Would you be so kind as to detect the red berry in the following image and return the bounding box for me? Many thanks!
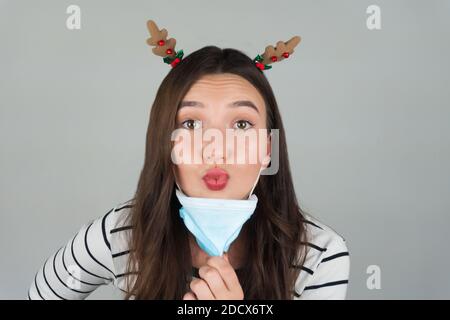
[271,56,278,62]
[255,62,265,70]
[166,48,173,55]
[158,40,165,46]
[171,58,181,67]
[282,52,290,58]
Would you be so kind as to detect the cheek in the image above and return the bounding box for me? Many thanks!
[176,164,197,178]
[230,164,261,193]
[232,130,269,166]
[171,130,203,165]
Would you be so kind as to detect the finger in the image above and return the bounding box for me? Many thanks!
[206,256,240,292]
[198,265,228,299]
[183,291,197,300]
[190,278,215,300]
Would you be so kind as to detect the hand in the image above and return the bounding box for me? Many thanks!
[183,253,244,300]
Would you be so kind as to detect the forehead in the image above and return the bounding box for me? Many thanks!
[183,73,265,109]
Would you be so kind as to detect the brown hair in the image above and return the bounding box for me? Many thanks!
[123,46,309,299]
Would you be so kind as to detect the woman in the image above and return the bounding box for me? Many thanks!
[28,43,350,300]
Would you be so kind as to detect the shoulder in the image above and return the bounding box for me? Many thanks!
[100,200,133,237]
[302,212,348,250]
[294,213,350,299]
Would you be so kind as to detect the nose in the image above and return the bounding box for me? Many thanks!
[202,144,227,165]
[201,130,232,165]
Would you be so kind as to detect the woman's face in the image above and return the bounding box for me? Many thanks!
[172,73,271,199]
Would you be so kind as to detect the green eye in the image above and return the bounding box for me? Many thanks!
[234,120,254,130]
[181,119,202,130]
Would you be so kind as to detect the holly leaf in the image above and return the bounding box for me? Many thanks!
[176,49,184,59]
[253,54,263,62]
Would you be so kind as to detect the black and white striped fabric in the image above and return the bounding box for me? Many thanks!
[28,202,350,300]
[294,214,350,299]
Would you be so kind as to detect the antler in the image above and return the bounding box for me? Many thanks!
[146,20,184,67]
[254,36,301,70]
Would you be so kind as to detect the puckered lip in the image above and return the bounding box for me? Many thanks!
[202,166,229,191]
[202,167,229,180]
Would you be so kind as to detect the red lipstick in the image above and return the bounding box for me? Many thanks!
[202,168,229,191]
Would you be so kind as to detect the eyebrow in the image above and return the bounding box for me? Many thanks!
[179,100,260,114]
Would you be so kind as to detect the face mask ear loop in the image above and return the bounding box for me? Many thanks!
[247,131,273,199]
[175,181,183,193]
[247,168,262,200]
[172,165,184,194]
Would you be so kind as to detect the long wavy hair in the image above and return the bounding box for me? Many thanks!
[123,46,310,299]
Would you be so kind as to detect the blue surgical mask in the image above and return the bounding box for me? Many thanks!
[174,163,267,257]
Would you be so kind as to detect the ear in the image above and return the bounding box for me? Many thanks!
[262,131,272,168]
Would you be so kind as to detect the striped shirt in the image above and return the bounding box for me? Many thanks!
[28,201,350,300]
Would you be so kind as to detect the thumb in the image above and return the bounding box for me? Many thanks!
[223,252,230,263]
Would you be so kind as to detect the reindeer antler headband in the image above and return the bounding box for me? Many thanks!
[146,20,301,70]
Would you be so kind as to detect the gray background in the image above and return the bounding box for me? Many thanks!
[1,0,449,299]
